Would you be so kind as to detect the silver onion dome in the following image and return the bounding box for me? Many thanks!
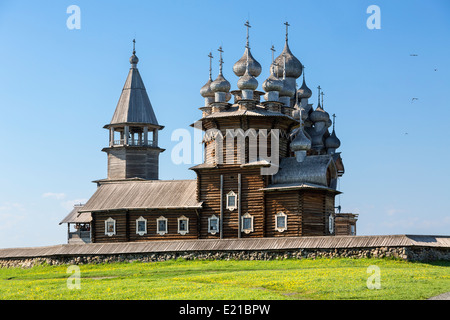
[297,76,312,99]
[211,73,231,93]
[130,53,139,66]
[262,64,283,92]
[310,104,330,123]
[233,48,262,78]
[325,129,341,149]
[274,42,302,79]
[200,79,214,98]
[291,127,311,152]
[237,68,258,91]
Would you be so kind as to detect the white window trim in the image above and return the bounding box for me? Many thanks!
[177,215,189,235]
[226,191,237,211]
[157,216,168,235]
[329,214,334,234]
[105,217,116,237]
[208,214,219,235]
[136,216,147,236]
[275,212,287,233]
[241,212,254,234]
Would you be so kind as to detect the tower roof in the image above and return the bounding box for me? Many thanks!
[107,41,159,128]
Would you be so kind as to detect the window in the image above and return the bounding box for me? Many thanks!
[105,217,116,237]
[226,191,237,211]
[329,214,334,234]
[177,216,189,235]
[157,216,168,235]
[275,212,287,232]
[350,224,356,236]
[136,216,147,236]
[208,215,219,235]
[241,212,253,234]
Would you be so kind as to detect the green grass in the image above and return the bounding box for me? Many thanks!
[0,258,449,300]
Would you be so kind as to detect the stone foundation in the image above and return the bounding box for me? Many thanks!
[1,246,449,268]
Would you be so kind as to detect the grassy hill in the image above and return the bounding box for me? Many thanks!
[0,258,449,300]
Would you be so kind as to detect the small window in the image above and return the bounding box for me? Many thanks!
[178,216,189,235]
[275,212,287,232]
[241,212,253,234]
[208,215,219,235]
[350,224,356,236]
[136,216,147,236]
[157,216,168,235]
[226,191,237,211]
[329,214,334,234]
[105,217,116,237]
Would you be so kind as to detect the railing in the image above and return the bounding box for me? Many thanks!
[68,231,91,240]
[112,139,155,147]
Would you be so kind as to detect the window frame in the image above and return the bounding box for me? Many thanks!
[136,216,147,236]
[208,214,219,235]
[329,214,335,234]
[350,224,356,236]
[177,215,189,235]
[275,212,287,233]
[241,212,254,234]
[226,191,237,211]
[156,216,168,235]
[105,217,116,237]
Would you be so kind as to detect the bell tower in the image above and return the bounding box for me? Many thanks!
[102,40,164,180]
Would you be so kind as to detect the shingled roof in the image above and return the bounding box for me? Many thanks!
[107,54,159,127]
[79,180,202,212]
[59,204,91,225]
[271,155,337,188]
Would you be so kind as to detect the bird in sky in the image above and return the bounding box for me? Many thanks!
[410,54,418,56]
[411,98,418,103]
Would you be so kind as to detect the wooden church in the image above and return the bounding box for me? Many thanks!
[60,23,358,244]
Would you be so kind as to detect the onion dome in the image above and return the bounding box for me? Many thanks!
[237,68,258,91]
[237,49,258,91]
[210,47,230,93]
[233,20,262,78]
[310,104,330,123]
[130,53,139,66]
[211,73,231,93]
[297,72,312,99]
[233,48,262,77]
[325,129,341,149]
[262,64,283,92]
[200,79,214,98]
[273,44,302,79]
[291,128,311,152]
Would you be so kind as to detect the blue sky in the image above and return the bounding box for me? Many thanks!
[0,0,449,248]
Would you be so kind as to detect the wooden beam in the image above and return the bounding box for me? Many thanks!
[220,174,223,239]
[238,173,241,238]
